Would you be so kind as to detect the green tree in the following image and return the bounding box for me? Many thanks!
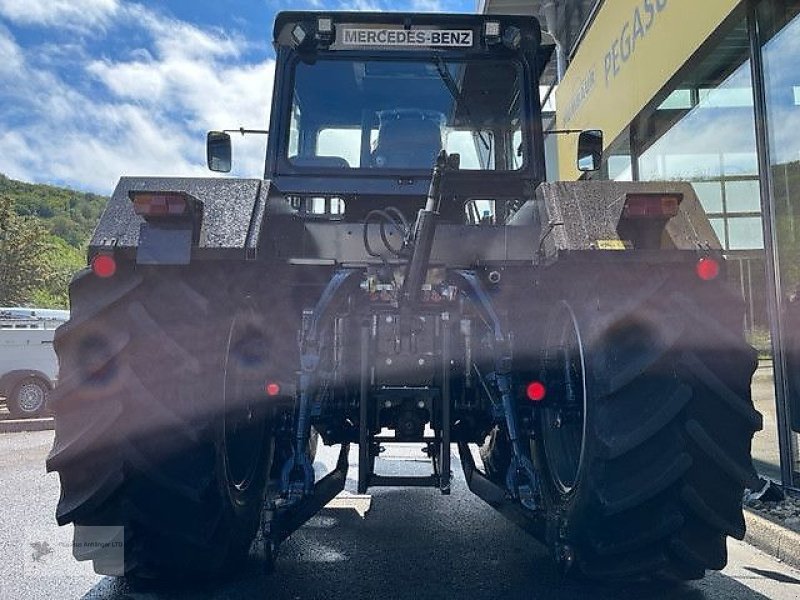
[30,237,84,308]
[49,214,84,247]
[0,173,107,246]
[0,195,52,305]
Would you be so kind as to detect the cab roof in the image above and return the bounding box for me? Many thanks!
[272,11,542,46]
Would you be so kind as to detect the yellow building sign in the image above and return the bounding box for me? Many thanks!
[555,0,742,179]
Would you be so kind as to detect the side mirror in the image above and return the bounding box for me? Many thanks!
[577,129,603,172]
[207,131,232,173]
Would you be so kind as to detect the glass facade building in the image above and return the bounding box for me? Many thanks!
[484,0,800,489]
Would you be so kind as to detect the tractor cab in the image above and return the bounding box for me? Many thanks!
[212,12,550,223]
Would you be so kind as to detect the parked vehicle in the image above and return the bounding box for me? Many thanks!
[1,308,68,418]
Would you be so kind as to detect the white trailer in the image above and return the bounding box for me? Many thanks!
[0,308,68,418]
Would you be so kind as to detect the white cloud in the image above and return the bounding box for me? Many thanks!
[0,0,470,193]
[86,8,274,181]
[0,6,274,192]
[0,0,120,31]
[0,25,22,75]
[128,5,243,60]
[53,113,209,191]
[0,130,38,183]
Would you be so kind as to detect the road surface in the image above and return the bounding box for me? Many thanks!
[1,431,799,599]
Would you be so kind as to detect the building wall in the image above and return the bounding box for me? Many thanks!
[555,0,741,180]
[546,0,800,485]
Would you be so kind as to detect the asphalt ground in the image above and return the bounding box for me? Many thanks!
[0,405,54,434]
[2,432,800,599]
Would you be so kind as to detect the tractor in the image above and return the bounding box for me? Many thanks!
[47,11,761,581]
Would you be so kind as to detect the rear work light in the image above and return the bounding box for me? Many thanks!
[130,191,191,218]
[91,253,116,278]
[622,193,682,219]
[317,17,333,38]
[484,21,501,39]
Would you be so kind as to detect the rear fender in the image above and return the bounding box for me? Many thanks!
[529,181,720,263]
[90,177,273,262]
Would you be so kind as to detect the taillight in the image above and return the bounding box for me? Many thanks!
[91,253,116,278]
[622,193,682,219]
[265,382,281,397]
[130,192,190,217]
[696,257,720,281]
[526,381,547,402]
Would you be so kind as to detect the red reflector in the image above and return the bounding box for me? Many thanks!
[130,192,189,217]
[91,254,116,278]
[696,257,720,281]
[526,381,546,402]
[266,382,281,397]
[622,193,682,219]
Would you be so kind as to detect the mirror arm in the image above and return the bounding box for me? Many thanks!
[543,128,584,137]
[222,128,270,136]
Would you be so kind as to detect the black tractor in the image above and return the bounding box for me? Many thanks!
[48,11,761,582]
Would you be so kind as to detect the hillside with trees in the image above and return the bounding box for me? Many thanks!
[0,174,107,308]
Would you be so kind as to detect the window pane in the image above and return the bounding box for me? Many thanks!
[445,130,495,170]
[317,129,362,168]
[636,17,758,191]
[290,59,523,171]
[608,155,633,181]
[693,181,724,213]
[632,13,780,479]
[697,87,754,108]
[725,179,762,213]
[727,216,765,250]
[710,218,727,246]
[658,89,693,110]
[289,102,300,157]
[759,0,800,481]
[723,152,759,176]
[600,130,633,182]
[663,153,722,180]
[512,129,523,171]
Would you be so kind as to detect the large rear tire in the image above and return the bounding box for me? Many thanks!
[47,265,275,579]
[534,271,762,580]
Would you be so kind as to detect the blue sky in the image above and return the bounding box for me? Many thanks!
[0,0,475,193]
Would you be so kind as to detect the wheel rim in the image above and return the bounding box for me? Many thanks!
[17,381,46,413]
[541,303,587,495]
[223,317,268,493]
